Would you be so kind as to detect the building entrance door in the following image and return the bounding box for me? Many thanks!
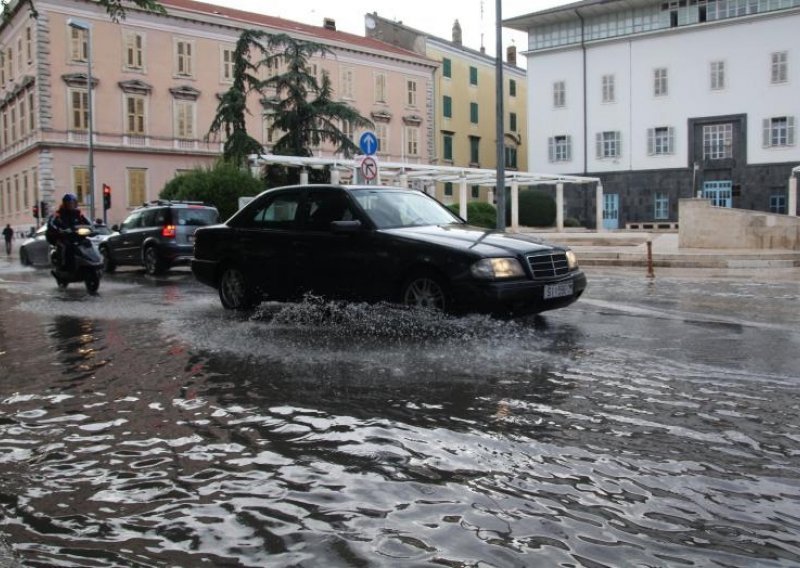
[603,193,619,230]
[703,181,733,208]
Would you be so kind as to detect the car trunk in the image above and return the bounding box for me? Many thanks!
[171,208,219,245]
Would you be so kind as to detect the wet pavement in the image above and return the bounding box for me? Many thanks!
[0,260,799,567]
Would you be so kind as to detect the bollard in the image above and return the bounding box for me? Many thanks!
[646,240,655,279]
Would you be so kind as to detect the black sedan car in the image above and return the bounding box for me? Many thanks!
[192,185,587,316]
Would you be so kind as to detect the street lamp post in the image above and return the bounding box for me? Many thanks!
[67,18,96,222]
[495,0,506,231]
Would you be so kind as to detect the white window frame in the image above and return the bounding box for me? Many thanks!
[763,116,796,148]
[374,72,387,104]
[174,38,194,78]
[771,51,788,84]
[710,60,725,90]
[647,126,675,156]
[123,30,145,72]
[553,80,566,108]
[220,45,234,84]
[69,26,88,64]
[654,67,668,97]
[548,135,572,162]
[596,130,621,159]
[340,67,355,100]
[703,123,733,160]
[601,74,615,103]
[406,78,418,108]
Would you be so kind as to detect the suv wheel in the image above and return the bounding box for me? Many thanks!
[100,246,116,273]
[143,246,167,276]
[219,266,255,310]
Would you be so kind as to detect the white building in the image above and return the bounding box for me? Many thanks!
[506,0,800,229]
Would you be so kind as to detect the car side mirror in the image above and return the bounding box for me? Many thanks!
[111,224,120,232]
[330,220,362,234]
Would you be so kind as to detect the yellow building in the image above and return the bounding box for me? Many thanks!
[366,14,527,205]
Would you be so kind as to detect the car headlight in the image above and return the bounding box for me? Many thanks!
[566,250,578,270]
[471,258,526,280]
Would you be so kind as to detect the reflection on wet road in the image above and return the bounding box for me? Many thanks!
[1,264,799,567]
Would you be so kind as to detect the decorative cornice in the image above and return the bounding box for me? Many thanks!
[402,113,423,126]
[169,85,201,100]
[1,75,35,105]
[371,110,393,122]
[61,73,99,89]
[118,79,153,95]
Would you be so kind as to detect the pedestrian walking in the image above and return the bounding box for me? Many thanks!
[2,224,13,256]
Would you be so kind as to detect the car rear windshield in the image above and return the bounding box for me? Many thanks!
[352,190,462,229]
[174,208,219,227]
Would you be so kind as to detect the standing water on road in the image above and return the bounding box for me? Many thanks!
[1,264,799,567]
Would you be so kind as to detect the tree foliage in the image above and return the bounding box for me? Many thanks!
[448,202,497,230]
[160,162,264,222]
[2,0,165,22]
[514,190,557,227]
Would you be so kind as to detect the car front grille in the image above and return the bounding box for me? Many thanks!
[527,252,570,279]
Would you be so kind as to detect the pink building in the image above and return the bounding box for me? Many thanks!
[0,0,435,231]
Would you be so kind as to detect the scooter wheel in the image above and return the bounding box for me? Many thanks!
[85,273,100,294]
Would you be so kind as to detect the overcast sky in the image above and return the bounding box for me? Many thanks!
[208,0,572,62]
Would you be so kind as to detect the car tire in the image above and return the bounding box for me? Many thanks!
[218,265,256,310]
[143,246,167,276]
[100,246,116,274]
[400,270,450,312]
[19,249,30,266]
[84,271,100,294]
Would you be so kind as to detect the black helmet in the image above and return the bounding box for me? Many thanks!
[62,193,78,204]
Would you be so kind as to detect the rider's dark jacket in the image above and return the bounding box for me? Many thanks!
[47,206,90,245]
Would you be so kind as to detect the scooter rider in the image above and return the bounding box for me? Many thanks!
[47,193,90,270]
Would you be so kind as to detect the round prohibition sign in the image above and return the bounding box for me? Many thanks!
[361,157,378,181]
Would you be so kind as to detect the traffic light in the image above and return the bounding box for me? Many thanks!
[32,204,39,219]
[40,201,48,218]
[103,184,112,210]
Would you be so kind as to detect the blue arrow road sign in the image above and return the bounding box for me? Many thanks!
[359,131,378,156]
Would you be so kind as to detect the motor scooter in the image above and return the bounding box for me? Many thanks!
[50,225,103,293]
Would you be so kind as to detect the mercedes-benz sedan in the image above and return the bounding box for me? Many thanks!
[192,185,587,316]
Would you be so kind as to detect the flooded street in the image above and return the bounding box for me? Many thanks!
[1,262,799,567]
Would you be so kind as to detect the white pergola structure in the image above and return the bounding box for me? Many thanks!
[791,165,799,217]
[249,154,603,232]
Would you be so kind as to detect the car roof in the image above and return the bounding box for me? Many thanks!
[265,184,420,193]
[131,201,217,211]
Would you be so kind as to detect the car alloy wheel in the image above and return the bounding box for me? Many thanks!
[402,275,447,311]
[143,247,164,276]
[219,267,253,310]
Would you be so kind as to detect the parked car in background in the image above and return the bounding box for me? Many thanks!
[192,185,587,315]
[20,224,112,267]
[101,201,219,275]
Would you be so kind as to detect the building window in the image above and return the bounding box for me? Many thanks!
[126,95,146,135]
[442,133,453,161]
[548,135,572,162]
[509,112,517,132]
[553,81,565,107]
[703,123,733,160]
[596,131,621,159]
[770,194,787,214]
[174,101,195,139]
[25,26,32,65]
[469,135,480,165]
[647,126,675,155]
[0,51,5,84]
[22,171,28,209]
[654,193,669,220]
[509,79,517,97]
[442,58,452,79]
[127,168,147,207]
[469,66,478,86]
[69,88,89,131]
[175,40,193,77]
[405,126,419,156]
[18,96,26,138]
[6,47,12,81]
[341,120,354,142]
[221,47,234,82]
[710,60,725,90]
[374,72,387,103]
[69,27,87,63]
[654,67,668,96]
[601,74,615,103]
[471,185,480,199]
[124,31,144,71]
[340,67,354,99]
[376,123,388,154]
[72,166,90,205]
[443,95,452,118]
[505,146,518,169]
[263,115,276,144]
[444,182,453,196]
[16,37,22,72]
[771,51,788,84]
[763,116,795,148]
[28,91,34,132]
[406,79,417,107]
[1,110,7,146]
[470,102,479,124]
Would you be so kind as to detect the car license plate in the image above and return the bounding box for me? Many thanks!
[544,281,573,300]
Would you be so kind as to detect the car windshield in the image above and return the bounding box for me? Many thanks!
[93,226,112,235]
[175,208,219,226]
[352,190,462,229]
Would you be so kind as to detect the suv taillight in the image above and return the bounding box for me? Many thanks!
[162,225,177,238]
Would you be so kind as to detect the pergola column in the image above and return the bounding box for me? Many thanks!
[595,182,604,232]
[330,167,340,185]
[789,175,798,217]
[510,180,520,232]
[487,187,494,205]
[459,176,468,220]
[556,182,565,232]
[300,169,309,185]
[398,172,408,188]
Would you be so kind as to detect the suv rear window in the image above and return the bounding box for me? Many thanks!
[175,208,218,227]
